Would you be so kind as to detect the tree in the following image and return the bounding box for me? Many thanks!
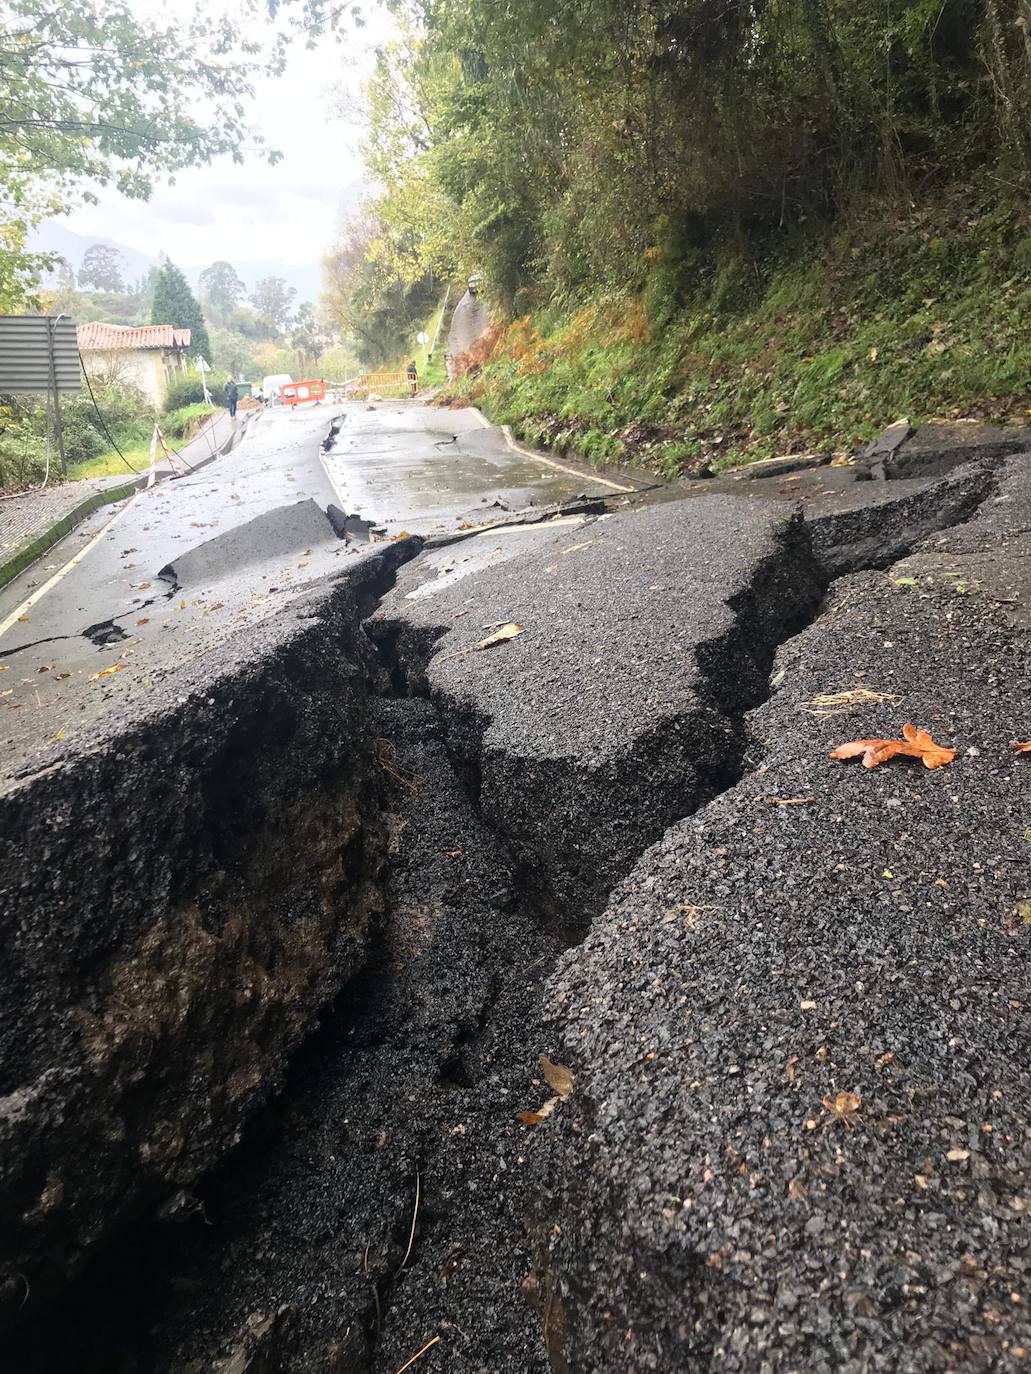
[43,256,75,291]
[198,261,247,324]
[78,244,125,293]
[291,301,326,363]
[250,277,297,333]
[0,0,274,310]
[151,260,210,362]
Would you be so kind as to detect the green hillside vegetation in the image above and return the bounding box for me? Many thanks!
[323,0,1031,472]
[454,193,1031,472]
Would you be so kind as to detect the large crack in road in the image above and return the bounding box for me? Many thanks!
[3,425,1029,1372]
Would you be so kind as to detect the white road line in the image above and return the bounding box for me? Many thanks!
[0,487,150,644]
[466,407,634,493]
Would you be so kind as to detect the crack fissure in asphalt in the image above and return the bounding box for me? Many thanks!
[7,467,1004,1372]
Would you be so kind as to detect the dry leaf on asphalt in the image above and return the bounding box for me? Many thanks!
[823,1090,863,1126]
[540,1055,576,1099]
[473,622,523,649]
[439,622,525,663]
[89,662,127,681]
[830,723,956,770]
[517,1096,560,1129]
[1011,741,1031,755]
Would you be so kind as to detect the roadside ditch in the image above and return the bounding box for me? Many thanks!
[2,451,1008,1372]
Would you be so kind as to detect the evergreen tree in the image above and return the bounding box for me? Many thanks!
[151,259,210,362]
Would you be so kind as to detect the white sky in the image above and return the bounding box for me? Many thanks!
[62,1,394,271]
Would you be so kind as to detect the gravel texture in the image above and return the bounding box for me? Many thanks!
[535,453,1031,1373]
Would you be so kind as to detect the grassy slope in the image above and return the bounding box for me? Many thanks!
[451,192,1031,475]
[379,289,457,392]
[67,404,219,480]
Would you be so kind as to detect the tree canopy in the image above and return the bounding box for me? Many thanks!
[324,0,1031,347]
[250,276,297,332]
[78,244,125,293]
[0,0,274,309]
[199,262,247,324]
[151,260,210,362]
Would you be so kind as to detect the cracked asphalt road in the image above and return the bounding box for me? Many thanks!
[0,400,609,777]
[4,414,1030,1373]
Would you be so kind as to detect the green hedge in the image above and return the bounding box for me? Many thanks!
[163,374,231,412]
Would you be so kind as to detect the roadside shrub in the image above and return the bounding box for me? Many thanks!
[163,374,231,412]
[0,397,48,490]
[162,377,206,409]
[0,379,154,489]
[162,403,215,440]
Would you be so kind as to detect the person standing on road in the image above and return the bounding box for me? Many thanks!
[406,360,418,395]
[225,374,239,420]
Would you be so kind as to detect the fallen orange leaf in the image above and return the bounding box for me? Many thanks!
[830,722,956,770]
[1011,741,1031,755]
[540,1055,576,1100]
[517,1096,559,1129]
[89,662,127,682]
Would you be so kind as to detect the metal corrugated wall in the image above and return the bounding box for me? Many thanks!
[0,316,82,395]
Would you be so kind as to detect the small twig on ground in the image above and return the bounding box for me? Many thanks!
[375,738,422,794]
[391,1334,441,1374]
[398,1171,421,1272]
[799,687,903,717]
[765,796,816,805]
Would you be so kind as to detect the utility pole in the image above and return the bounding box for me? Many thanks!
[46,316,67,475]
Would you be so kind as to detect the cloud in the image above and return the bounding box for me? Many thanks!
[57,3,393,274]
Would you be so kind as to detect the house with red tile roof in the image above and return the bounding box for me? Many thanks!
[77,323,192,408]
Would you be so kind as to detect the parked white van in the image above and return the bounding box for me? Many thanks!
[260,373,293,406]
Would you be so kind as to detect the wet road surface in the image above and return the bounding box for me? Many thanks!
[321,399,632,535]
[0,400,620,772]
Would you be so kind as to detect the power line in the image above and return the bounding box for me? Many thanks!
[78,351,142,475]
[78,352,198,478]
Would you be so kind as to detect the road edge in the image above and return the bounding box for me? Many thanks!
[0,476,147,593]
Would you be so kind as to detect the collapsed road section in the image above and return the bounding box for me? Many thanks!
[3,425,1030,1372]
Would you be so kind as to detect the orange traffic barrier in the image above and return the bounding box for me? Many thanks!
[281,379,327,407]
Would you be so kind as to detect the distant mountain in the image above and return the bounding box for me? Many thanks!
[28,222,324,305]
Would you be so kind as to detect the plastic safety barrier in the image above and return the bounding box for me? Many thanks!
[280,379,327,407]
[348,371,419,400]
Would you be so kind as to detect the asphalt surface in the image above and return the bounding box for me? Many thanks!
[375,497,824,928]
[6,416,1031,1372]
[321,400,628,537]
[0,400,606,777]
[535,453,1031,1372]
